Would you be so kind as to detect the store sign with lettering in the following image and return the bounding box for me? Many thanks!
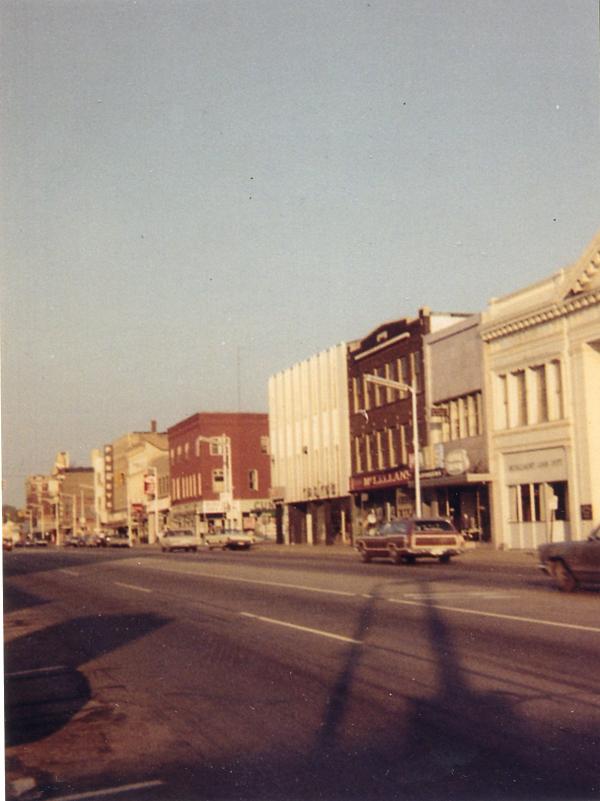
[505,447,566,483]
[351,468,411,491]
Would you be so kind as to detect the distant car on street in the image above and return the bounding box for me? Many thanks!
[160,529,201,553]
[90,531,109,547]
[107,531,131,548]
[206,529,254,550]
[355,517,464,564]
[538,524,600,592]
[3,535,13,552]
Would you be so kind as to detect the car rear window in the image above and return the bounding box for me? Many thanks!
[415,520,454,531]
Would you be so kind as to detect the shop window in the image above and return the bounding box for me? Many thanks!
[510,482,568,522]
[548,481,569,521]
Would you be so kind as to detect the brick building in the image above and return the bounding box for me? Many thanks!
[167,412,272,534]
[348,307,469,535]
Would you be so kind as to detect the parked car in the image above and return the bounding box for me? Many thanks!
[160,529,201,553]
[65,534,83,547]
[90,531,109,547]
[107,531,131,548]
[206,529,254,550]
[355,517,464,564]
[538,525,600,592]
[3,536,14,552]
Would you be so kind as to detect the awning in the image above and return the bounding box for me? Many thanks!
[416,472,492,488]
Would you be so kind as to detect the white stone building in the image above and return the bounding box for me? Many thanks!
[268,343,352,544]
[482,230,600,549]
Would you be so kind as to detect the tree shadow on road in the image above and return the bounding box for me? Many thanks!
[5,612,170,748]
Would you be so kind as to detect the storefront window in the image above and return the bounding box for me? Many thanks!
[548,481,569,521]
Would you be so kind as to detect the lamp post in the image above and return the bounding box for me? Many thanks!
[364,374,422,517]
[145,467,160,543]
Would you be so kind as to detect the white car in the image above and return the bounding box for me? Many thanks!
[205,529,254,551]
[160,529,201,553]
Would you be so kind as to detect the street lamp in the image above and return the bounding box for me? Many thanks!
[145,467,160,543]
[364,374,422,517]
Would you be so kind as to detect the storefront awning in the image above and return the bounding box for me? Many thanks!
[416,472,492,488]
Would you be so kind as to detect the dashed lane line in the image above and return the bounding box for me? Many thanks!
[6,665,68,678]
[241,612,362,644]
[113,562,596,635]
[113,581,152,594]
[45,779,165,801]
[387,597,600,633]
[60,569,80,576]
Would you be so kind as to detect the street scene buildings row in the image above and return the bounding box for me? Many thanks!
[22,230,600,549]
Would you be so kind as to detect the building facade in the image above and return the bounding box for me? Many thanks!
[421,314,491,540]
[268,343,352,545]
[168,412,272,534]
[102,423,169,540]
[482,230,600,549]
[348,308,469,535]
[25,452,95,543]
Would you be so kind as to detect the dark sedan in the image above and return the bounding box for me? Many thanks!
[538,524,600,592]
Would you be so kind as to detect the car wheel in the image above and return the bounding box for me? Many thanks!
[552,559,577,592]
[404,554,417,565]
[192,547,198,553]
[439,554,451,564]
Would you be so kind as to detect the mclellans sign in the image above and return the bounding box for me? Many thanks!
[350,468,412,491]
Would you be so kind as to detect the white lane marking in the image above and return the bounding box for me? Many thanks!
[241,612,362,644]
[60,569,80,576]
[48,779,165,801]
[388,598,600,633]
[6,665,68,678]
[403,591,519,600]
[142,563,356,597]
[113,581,152,594]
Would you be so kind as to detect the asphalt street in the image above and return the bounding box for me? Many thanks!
[4,545,600,801]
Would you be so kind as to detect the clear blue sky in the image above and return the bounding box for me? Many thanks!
[2,0,599,507]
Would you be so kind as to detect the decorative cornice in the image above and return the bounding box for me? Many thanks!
[482,287,600,342]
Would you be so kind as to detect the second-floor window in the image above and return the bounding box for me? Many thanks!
[212,469,224,493]
[248,469,259,491]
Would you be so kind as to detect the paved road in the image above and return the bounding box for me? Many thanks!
[4,546,600,801]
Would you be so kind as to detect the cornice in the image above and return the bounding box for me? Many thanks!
[481,286,600,343]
